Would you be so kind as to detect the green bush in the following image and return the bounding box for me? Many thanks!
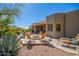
[0,34,20,56]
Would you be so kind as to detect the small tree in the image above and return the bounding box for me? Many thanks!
[0,4,22,56]
[0,4,22,37]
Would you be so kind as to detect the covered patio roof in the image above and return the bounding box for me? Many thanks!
[32,20,46,27]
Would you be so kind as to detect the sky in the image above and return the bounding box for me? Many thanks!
[1,3,79,29]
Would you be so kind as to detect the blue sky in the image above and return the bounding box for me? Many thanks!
[1,3,79,29]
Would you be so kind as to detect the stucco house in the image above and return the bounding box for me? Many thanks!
[32,10,79,38]
[32,20,46,33]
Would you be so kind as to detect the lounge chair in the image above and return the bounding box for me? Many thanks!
[62,34,79,47]
[19,32,33,46]
[39,31,46,41]
[25,32,33,39]
[38,32,53,46]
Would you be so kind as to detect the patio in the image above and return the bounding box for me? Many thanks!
[18,45,75,56]
[18,35,78,56]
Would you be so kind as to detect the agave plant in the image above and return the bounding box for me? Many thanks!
[0,34,20,56]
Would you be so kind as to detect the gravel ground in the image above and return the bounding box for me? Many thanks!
[18,45,76,56]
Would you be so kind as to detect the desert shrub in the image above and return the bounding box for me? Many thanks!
[0,34,20,56]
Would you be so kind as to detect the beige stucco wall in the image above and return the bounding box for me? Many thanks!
[54,13,65,38]
[46,13,65,38]
[46,14,55,37]
[65,10,79,38]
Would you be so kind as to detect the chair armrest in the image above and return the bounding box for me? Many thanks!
[60,38,71,44]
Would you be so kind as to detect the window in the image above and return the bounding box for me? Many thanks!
[47,24,53,31]
[47,24,50,31]
[51,24,52,31]
[56,24,61,32]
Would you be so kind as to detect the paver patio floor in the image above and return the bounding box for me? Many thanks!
[18,45,76,56]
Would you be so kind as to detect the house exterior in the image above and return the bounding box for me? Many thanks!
[32,20,46,33]
[65,10,79,38]
[46,13,65,38]
[32,10,79,38]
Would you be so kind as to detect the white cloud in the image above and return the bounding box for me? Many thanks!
[17,25,29,29]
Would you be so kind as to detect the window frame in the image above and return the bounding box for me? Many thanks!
[47,24,53,32]
[56,23,61,32]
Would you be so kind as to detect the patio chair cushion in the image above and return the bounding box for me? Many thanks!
[70,38,79,45]
[21,38,31,44]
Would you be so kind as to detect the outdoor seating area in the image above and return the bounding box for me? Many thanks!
[18,31,52,48]
[18,36,78,56]
[61,34,79,48]
[17,31,79,56]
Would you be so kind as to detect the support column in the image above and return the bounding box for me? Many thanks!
[33,26,37,33]
[43,25,46,32]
